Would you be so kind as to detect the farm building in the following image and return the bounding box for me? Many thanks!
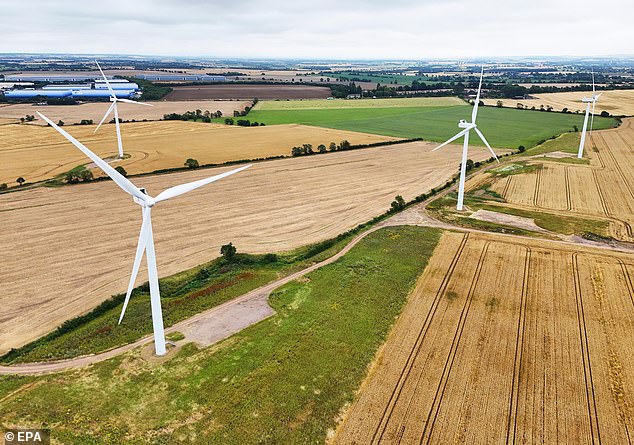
[4,74,105,82]
[71,89,137,99]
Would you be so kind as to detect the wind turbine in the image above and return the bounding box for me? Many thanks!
[37,111,251,356]
[94,60,152,159]
[577,70,601,159]
[432,67,500,211]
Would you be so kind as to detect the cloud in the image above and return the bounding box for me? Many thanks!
[1,0,632,58]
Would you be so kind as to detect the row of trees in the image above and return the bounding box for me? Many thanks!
[163,109,223,122]
[291,140,351,156]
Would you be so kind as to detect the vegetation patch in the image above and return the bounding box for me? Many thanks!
[489,162,542,177]
[0,226,441,445]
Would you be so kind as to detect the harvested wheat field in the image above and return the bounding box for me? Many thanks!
[0,100,250,125]
[334,231,634,445]
[484,89,634,116]
[481,119,634,240]
[0,141,499,353]
[0,121,396,185]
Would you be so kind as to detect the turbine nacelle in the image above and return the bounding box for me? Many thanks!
[458,120,475,129]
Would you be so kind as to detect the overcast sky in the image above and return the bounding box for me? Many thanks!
[2,0,633,59]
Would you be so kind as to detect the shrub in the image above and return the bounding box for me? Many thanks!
[16,177,25,186]
[390,195,406,212]
[115,166,128,177]
[220,242,237,261]
[0,183,7,190]
[184,158,200,169]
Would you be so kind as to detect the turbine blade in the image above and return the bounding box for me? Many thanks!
[117,98,153,107]
[119,209,151,324]
[95,60,116,99]
[432,129,470,152]
[474,127,500,163]
[590,100,596,133]
[37,112,145,200]
[154,164,251,203]
[471,67,484,123]
[94,101,116,133]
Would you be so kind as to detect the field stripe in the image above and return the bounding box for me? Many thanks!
[417,242,490,444]
[572,253,602,444]
[368,233,470,444]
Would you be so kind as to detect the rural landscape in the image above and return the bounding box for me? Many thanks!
[1,1,634,444]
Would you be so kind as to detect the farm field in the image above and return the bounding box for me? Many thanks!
[481,119,634,240]
[334,231,634,445]
[0,100,250,125]
[0,121,396,185]
[484,89,634,116]
[164,84,332,100]
[0,226,442,444]
[0,141,499,353]
[248,99,617,148]
[255,97,465,110]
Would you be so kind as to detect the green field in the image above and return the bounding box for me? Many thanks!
[247,99,618,149]
[256,97,465,110]
[0,226,441,445]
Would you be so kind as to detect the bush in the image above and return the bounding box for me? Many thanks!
[517,145,526,153]
[16,177,25,186]
[115,166,128,177]
[225,118,234,125]
[390,195,406,212]
[318,144,327,153]
[220,242,237,261]
[600,111,610,117]
[184,158,200,169]
[0,183,7,190]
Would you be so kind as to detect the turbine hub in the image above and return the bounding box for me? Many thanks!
[133,188,156,207]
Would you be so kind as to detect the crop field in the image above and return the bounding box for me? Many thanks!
[484,119,634,240]
[0,100,250,125]
[0,121,395,185]
[334,231,634,444]
[0,141,499,353]
[484,89,634,116]
[247,99,617,148]
[164,84,332,100]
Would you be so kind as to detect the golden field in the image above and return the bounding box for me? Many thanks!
[335,231,634,444]
[0,100,250,125]
[0,141,497,353]
[484,89,634,116]
[0,121,396,185]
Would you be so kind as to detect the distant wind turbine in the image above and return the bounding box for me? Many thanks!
[94,60,152,159]
[577,70,601,159]
[432,67,500,211]
[38,111,251,356]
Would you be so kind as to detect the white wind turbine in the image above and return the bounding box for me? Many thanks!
[38,111,251,356]
[432,67,500,211]
[94,60,152,159]
[577,70,601,159]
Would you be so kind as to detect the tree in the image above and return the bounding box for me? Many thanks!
[79,169,94,182]
[16,177,25,186]
[517,145,526,153]
[390,195,406,212]
[220,242,237,261]
[496,100,503,108]
[339,140,351,150]
[0,183,7,190]
[57,120,65,126]
[318,144,327,153]
[460,159,475,172]
[573,125,579,132]
[115,166,128,177]
[185,158,200,169]
[600,111,610,117]
[225,118,234,125]
[302,143,313,154]
[328,142,337,152]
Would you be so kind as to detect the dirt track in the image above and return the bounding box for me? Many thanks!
[0,141,495,354]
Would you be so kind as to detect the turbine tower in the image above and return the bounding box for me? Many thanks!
[432,67,500,211]
[38,111,251,356]
[577,70,601,159]
[94,60,152,159]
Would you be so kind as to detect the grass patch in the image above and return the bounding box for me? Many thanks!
[489,161,542,177]
[166,331,185,342]
[0,230,361,364]
[0,226,441,445]
[245,102,617,149]
[526,131,581,156]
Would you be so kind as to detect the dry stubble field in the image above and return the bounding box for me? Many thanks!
[0,100,250,125]
[0,141,497,353]
[164,84,332,100]
[334,231,634,444]
[0,121,396,185]
[482,119,634,240]
[484,89,634,116]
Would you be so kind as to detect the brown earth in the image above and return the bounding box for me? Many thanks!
[333,231,634,444]
[0,141,497,354]
[164,84,332,100]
